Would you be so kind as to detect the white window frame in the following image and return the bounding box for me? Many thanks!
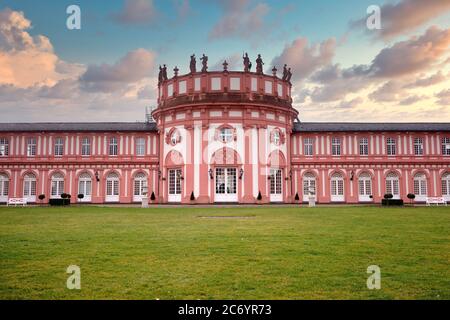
[359,138,369,156]
[413,173,427,201]
[50,173,64,199]
[358,173,372,202]
[386,137,396,156]
[330,173,344,202]
[135,137,145,156]
[27,138,37,157]
[54,137,64,157]
[109,137,118,156]
[331,137,341,156]
[385,173,400,199]
[133,172,147,202]
[304,138,314,156]
[0,138,9,156]
[442,137,450,156]
[81,137,91,156]
[106,173,120,202]
[0,174,9,202]
[78,173,92,202]
[414,137,424,155]
[219,128,233,143]
[442,173,450,201]
[303,173,316,201]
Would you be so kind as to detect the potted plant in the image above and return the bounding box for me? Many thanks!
[150,191,156,204]
[38,194,45,206]
[294,192,300,203]
[407,193,415,206]
[256,191,262,204]
[190,191,196,204]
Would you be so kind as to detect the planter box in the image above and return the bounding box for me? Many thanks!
[382,199,404,206]
[49,199,70,206]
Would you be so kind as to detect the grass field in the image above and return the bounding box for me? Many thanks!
[0,205,449,300]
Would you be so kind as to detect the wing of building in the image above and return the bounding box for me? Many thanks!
[1,68,449,204]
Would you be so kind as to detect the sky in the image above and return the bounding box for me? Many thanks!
[0,0,449,122]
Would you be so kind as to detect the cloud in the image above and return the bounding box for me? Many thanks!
[80,48,156,92]
[339,97,364,109]
[435,89,450,105]
[404,71,446,88]
[112,0,159,25]
[211,53,242,71]
[0,8,84,88]
[369,26,450,77]
[352,0,450,40]
[271,37,336,82]
[399,95,427,106]
[209,0,270,41]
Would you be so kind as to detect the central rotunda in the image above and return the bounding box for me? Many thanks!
[152,54,298,203]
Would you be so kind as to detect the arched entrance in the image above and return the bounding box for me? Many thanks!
[210,147,241,203]
[165,150,184,203]
[268,150,286,202]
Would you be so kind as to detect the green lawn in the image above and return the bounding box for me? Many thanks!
[0,205,449,300]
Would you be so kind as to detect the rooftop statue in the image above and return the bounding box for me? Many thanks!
[243,52,252,72]
[162,64,168,81]
[190,54,196,73]
[158,65,163,85]
[256,54,264,74]
[282,64,288,81]
[200,54,208,73]
[286,68,292,82]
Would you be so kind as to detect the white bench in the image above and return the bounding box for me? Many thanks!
[426,197,447,206]
[7,198,27,206]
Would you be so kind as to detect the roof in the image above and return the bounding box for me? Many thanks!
[0,122,157,132]
[293,122,450,132]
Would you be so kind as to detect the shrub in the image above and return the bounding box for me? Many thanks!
[150,191,156,201]
[294,193,299,201]
[38,194,45,201]
[407,193,415,205]
[77,194,84,200]
[384,193,393,199]
[67,194,71,199]
[61,193,68,199]
[190,191,195,201]
[256,191,262,201]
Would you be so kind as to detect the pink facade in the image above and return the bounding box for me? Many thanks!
[0,69,449,205]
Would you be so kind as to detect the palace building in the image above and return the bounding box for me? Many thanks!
[1,62,450,205]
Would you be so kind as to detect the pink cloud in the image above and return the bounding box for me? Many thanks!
[112,0,159,25]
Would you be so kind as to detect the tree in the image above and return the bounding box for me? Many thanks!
[256,191,262,201]
[190,191,195,201]
[294,193,299,201]
[38,194,45,206]
[150,191,156,201]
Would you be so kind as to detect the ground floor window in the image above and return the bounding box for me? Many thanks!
[385,173,400,199]
[168,169,182,202]
[78,173,92,202]
[413,173,427,200]
[106,173,119,202]
[133,172,147,201]
[24,173,37,201]
[358,173,372,201]
[214,167,237,202]
[0,174,9,201]
[442,173,450,198]
[303,173,316,200]
[51,173,64,198]
[331,173,344,202]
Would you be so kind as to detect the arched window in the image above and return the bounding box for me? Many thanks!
[413,173,427,200]
[442,173,450,199]
[51,173,64,198]
[303,173,316,200]
[358,173,372,201]
[133,172,147,201]
[0,173,9,202]
[106,172,119,202]
[78,173,92,202]
[23,173,37,202]
[386,172,400,199]
[330,172,344,202]
[219,127,234,143]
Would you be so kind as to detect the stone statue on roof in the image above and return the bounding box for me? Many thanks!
[190,54,196,73]
[243,52,252,72]
[256,54,264,74]
[200,54,208,73]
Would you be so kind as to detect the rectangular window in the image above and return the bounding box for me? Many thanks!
[442,137,450,155]
[27,138,37,156]
[277,83,283,97]
[359,138,369,156]
[304,138,314,156]
[194,77,201,91]
[230,77,240,91]
[0,138,9,156]
[54,137,64,156]
[178,80,187,94]
[251,78,257,92]
[211,78,221,90]
[109,137,118,156]
[81,137,91,156]
[386,137,396,156]
[136,137,145,156]
[264,81,273,94]
[414,137,424,155]
[332,137,341,156]
[167,84,174,96]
